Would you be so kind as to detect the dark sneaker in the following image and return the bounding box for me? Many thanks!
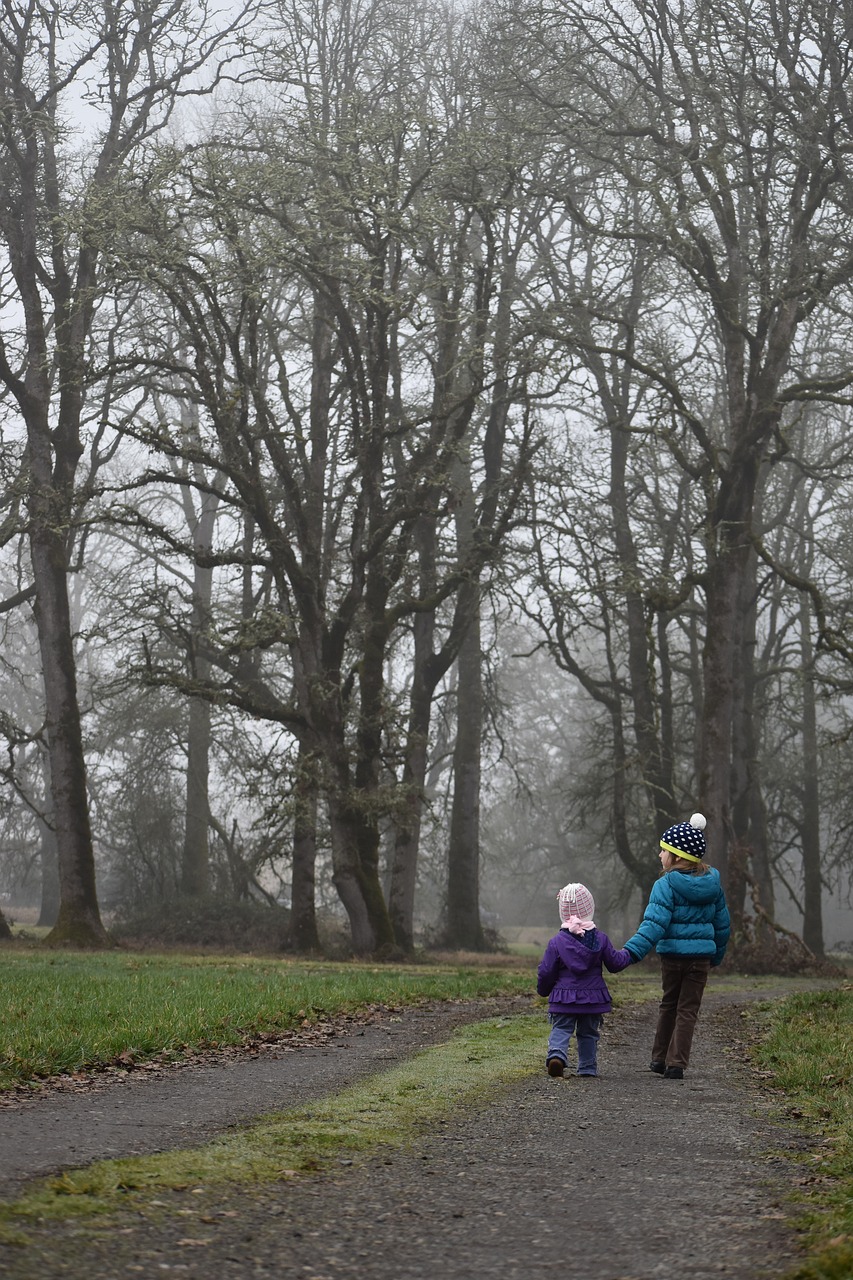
[649,1060,665,1074]
[663,1066,684,1079]
[547,1057,565,1077]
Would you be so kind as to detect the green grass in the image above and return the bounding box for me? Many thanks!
[9,923,50,940]
[755,986,853,1280]
[506,942,544,958]
[0,949,534,1089]
[0,1013,544,1234]
[0,948,794,1091]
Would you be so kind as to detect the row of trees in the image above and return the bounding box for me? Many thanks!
[2,0,853,957]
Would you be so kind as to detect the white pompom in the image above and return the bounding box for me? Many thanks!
[689,812,706,830]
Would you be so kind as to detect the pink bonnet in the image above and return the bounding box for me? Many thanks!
[557,882,595,926]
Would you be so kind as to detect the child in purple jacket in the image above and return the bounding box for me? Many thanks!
[536,882,633,1077]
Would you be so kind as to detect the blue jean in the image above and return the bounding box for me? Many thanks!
[547,1012,602,1076]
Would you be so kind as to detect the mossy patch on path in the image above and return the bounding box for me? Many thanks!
[0,1013,543,1241]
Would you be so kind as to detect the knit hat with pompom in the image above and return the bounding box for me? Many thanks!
[660,813,707,863]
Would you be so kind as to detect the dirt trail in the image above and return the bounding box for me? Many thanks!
[0,990,808,1279]
[0,996,531,1203]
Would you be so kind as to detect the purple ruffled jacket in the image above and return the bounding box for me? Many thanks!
[537,928,634,1015]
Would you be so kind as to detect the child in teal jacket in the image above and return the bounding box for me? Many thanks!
[623,813,729,1079]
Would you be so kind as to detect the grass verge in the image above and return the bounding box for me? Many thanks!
[0,950,534,1089]
[755,986,853,1280]
[0,1013,543,1239]
[0,949,802,1091]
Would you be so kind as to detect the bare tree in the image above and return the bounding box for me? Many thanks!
[0,0,257,944]
[507,0,853,889]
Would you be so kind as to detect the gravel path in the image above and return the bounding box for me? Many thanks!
[0,997,531,1203]
[0,991,807,1279]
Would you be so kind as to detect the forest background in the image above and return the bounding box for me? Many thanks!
[2,0,853,964]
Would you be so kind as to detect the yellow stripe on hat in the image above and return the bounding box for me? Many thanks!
[660,840,702,862]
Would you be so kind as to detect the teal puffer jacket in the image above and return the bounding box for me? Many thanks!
[623,867,730,965]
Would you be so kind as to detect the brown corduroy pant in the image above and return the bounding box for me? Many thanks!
[651,955,712,1069]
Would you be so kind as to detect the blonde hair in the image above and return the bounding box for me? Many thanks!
[661,848,710,875]
[672,856,709,875]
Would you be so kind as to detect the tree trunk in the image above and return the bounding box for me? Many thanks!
[731,547,774,939]
[37,815,61,928]
[799,595,824,957]
[596,250,676,837]
[446,581,485,951]
[179,474,219,898]
[289,744,321,952]
[611,695,660,904]
[348,588,397,954]
[698,459,757,890]
[610,421,676,834]
[36,743,60,927]
[388,510,457,951]
[443,251,517,952]
[30,526,108,947]
[317,700,396,954]
[388,619,437,952]
[18,173,108,946]
[328,780,394,954]
[730,553,754,931]
[657,612,678,819]
[292,613,397,954]
[181,694,211,897]
[699,571,738,888]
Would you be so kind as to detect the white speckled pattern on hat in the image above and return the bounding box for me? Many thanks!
[660,812,707,862]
